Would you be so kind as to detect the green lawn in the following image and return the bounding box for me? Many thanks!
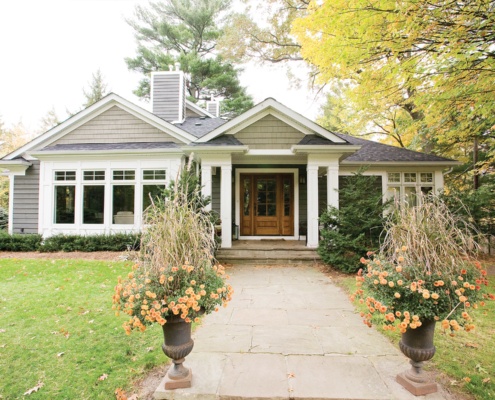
[0,258,166,399]
[339,272,495,400]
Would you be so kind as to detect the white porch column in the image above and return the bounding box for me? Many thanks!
[201,164,212,212]
[220,164,232,248]
[435,170,444,194]
[307,164,319,248]
[327,164,339,209]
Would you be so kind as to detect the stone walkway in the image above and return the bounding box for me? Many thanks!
[154,264,454,400]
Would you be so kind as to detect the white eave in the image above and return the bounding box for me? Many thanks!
[340,160,460,167]
[0,159,32,175]
[291,145,361,154]
[185,100,216,118]
[3,93,197,161]
[196,98,348,144]
[181,145,249,154]
[30,147,184,160]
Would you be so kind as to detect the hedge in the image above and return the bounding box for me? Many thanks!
[0,232,141,252]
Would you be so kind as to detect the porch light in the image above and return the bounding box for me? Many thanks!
[299,175,306,184]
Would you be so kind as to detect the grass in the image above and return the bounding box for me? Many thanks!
[0,258,167,399]
[338,271,495,400]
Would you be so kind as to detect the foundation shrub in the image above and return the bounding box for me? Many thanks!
[0,232,42,251]
[39,233,141,252]
[318,169,388,273]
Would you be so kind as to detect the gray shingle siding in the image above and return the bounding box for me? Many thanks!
[12,161,39,234]
[152,73,185,122]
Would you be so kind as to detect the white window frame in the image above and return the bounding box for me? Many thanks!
[386,172,435,205]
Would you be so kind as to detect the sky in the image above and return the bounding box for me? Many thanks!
[0,0,323,133]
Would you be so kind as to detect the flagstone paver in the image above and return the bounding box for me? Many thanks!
[154,264,454,400]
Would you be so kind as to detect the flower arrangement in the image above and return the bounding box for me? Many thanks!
[352,195,492,335]
[112,160,233,334]
[113,261,232,334]
[354,248,490,334]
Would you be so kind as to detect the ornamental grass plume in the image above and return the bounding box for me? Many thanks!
[352,195,492,335]
[112,161,233,334]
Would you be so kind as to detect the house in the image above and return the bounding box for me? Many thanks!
[0,67,457,249]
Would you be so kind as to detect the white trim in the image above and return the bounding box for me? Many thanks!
[341,160,459,167]
[4,93,197,161]
[39,156,182,237]
[292,145,361,154]
[197,98,347,144]
[186,100,215,118]
[0,160,31,176]
[8,176,14,234]
[182,145,249,154]
[235,168,299,242]
[247,149,294,156]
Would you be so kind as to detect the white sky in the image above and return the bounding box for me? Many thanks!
[0,0,322,133]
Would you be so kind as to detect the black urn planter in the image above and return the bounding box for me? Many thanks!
[396,319,438,396]
[161,314,194,390]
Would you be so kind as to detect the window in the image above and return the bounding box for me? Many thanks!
[420,173,433,183]
[113,185,135,224]
[55,186,75,223]
[143,185,165,211]
[55,171,76,181]
[143,169,166,180]
[83,186,104,224]
[84,170,105,181]
[388,173,400,183]
[113,170,135,180]
[404,173,417,183]
[386,172,435,206]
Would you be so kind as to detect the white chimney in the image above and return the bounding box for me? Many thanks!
[151,70,186,123]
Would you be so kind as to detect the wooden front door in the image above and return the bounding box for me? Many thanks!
[240,173,294,236]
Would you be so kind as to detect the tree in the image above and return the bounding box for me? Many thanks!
[38,107,61,134]
[0,120,31,212]
[292,0,495,185]
[219,0,307,64]
[125,0,253,116]
[318,169,388,273]
[82,69,109,108]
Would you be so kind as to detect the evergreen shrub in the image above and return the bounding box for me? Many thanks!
[318,169,388,273]
[39,233,141,252]
[0,232,43,251]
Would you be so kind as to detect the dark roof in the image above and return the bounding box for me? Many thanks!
[188,135,244,146]
[40,142,180,151]
[298,135,350,145]
[332,133,454,163]
[176,117,226,138]
[297,133,454,163]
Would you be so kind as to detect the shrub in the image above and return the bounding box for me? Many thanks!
[0,207,7,230]
[0,232,42,251]
[39,233,141,252]
[318,169,388,273]
[441,183,495,239]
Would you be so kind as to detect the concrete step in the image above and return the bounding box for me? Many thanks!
[216,248,320,265]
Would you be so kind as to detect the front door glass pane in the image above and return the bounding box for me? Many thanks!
[283,178,291,217]
[243,178,250,216]
[256,178,276,216]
